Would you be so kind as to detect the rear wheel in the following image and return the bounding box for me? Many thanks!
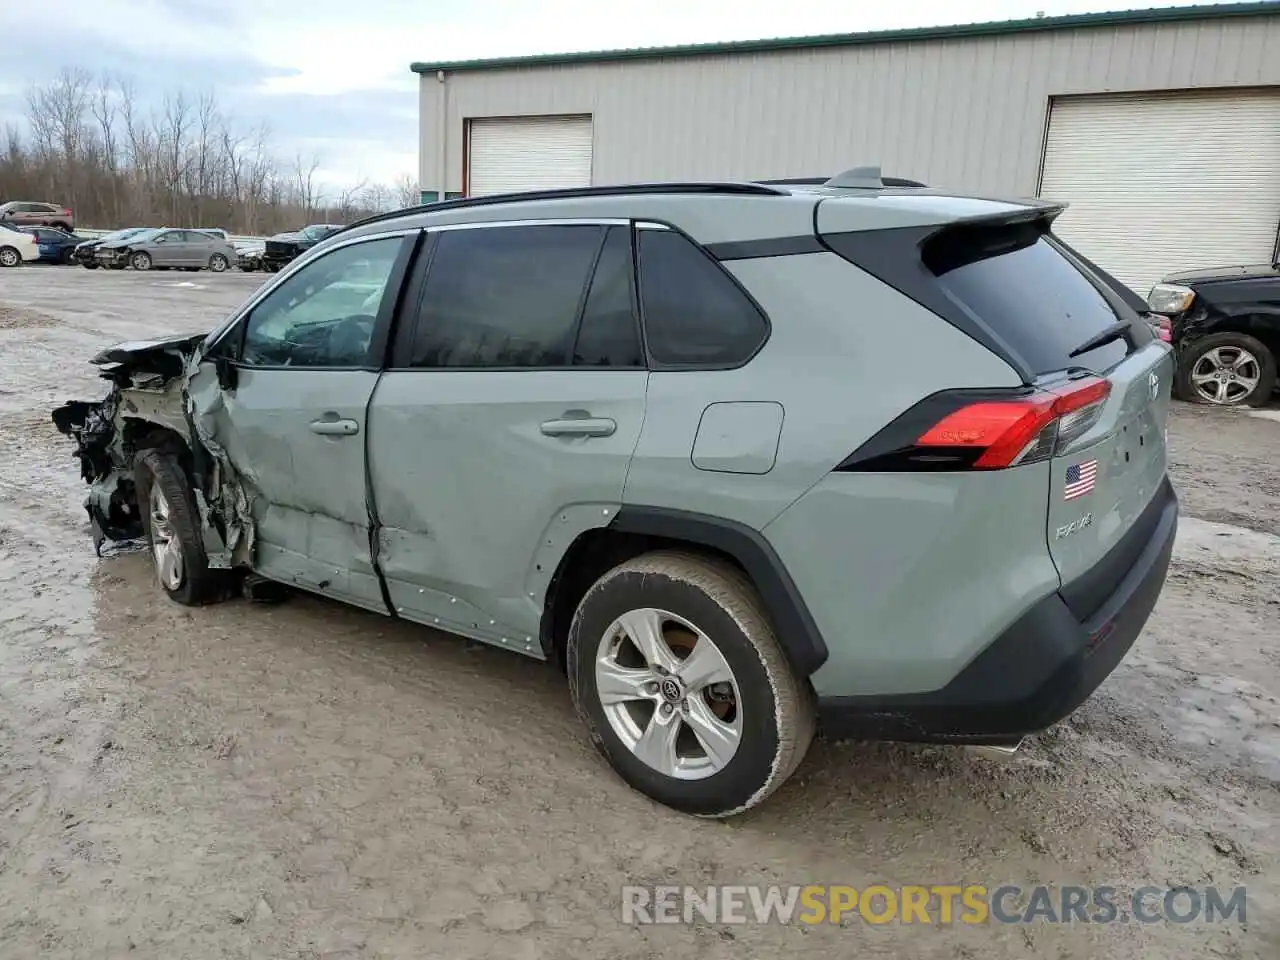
[0,246,20,268]
[51,221,71,232]
[134,448,232,605]
[208,253,229,272]
[131,251,152,271]
[567,551,814,817]
[1176,332,1277,406]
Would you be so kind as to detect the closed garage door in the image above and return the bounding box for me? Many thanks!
[467,116,593,196]
[1039,89,1280,295]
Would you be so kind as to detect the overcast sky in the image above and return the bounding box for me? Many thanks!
[0,0,1207,195]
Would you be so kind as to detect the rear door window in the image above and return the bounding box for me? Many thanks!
[572,226,644,367]
[410,224,603,369]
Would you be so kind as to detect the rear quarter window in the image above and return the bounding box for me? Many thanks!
[636,228,769,367]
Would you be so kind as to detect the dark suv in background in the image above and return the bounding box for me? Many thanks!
[1146,264,1279,406]
[0,201,75,232]
[262,223,344,271]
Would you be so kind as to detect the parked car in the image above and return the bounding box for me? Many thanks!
[95,228,238,272]
[73,228,149,268]
[263,223,344,271]
[1146,264,1279,406]
[51,173,1177,817]
[0,200,75,232]
[0,221,39,266]
[24,227,89,264]
[233,238,266,272]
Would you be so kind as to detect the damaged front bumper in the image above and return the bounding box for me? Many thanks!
[51,333,255,565]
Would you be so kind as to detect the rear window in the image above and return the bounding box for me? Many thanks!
[925,224,1128,374]
[824,217,1144,377]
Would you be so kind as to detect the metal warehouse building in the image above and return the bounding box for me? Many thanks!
[412,2,1280,293]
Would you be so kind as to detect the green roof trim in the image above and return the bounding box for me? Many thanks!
[410,2,1279,74]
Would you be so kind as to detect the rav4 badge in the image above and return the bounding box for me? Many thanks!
[1055,513,1094,539]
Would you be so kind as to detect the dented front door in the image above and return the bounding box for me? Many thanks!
[196,233,411,612]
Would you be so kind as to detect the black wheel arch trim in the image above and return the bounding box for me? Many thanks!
[604,505,829,677]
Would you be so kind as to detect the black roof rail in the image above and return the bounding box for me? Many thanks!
[341,181,789,233]
[758,174,929,188]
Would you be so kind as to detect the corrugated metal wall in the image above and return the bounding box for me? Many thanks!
[418,14,1280,198]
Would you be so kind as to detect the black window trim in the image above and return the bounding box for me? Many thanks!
[387,218,649,373]
[633,219,774,372]
[215,231,419,373]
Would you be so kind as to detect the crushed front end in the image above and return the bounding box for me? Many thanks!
[51,333,253,564]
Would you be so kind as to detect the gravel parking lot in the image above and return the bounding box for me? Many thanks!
[2,265,1278,959]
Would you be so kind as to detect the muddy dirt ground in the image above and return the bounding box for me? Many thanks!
[1,266,1278,959]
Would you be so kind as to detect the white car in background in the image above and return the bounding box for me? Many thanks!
[0,222,40,267]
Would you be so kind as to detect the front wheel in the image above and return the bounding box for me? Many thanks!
[1175,332,1277,407]
[135,448,232,605]
[0,246,20,268]
[81,260,98,269]
[208,253,229,273]
[131,251,152,271]
[568,551,814,817]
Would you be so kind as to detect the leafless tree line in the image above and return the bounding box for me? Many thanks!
[0,68,420,236]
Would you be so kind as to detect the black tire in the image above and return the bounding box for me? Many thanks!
[131,251,152,271]
[208,254,229,273]
[567,551,814,817]
[1175,331,1277,407]
[50,222,71,232]
[0,246,20,268]
[81,259,98,269]
[134,448,231,605]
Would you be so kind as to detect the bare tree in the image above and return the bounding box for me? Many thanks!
[0,71,419,236]
[394,173,420,208]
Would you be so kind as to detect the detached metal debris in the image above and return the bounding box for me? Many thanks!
[51,333,255,565]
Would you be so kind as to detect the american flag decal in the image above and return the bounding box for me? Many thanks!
[1064,459,1098,501]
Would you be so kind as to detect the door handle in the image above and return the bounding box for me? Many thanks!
[310,416,360,436]
[540,416,617,438]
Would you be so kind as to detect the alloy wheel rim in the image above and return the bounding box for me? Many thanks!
[149,484,184,591]
[0,249,17,266]
[595,607,743,780]
[1191,346,1260,404]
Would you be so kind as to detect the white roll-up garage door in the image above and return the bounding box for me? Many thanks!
[1039,89,1280,296]
[466,116,593,196]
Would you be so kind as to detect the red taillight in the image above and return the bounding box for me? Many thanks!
[916,377,1111,469]
[1155,317,1172,342]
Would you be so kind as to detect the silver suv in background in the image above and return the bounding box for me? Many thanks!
[53,171,1177,816]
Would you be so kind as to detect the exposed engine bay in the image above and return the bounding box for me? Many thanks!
[51,333,254,565]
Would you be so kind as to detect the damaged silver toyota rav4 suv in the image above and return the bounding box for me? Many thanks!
[54,170,1179,817]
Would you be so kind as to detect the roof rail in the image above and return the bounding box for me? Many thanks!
[341,181,789,233]
[758,174,929,188]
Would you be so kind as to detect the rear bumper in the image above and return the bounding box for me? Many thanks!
[817,479,1178,744]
